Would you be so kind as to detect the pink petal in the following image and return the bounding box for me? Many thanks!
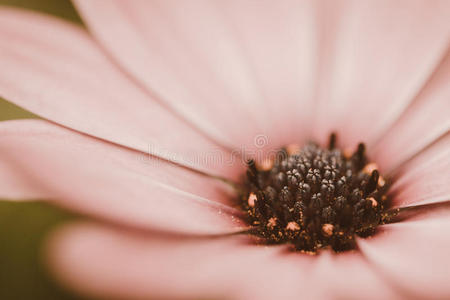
[373,51,450,173]
[0,119,244,234]
[0,7,237,176]
[47,222,319,300]
[73,0,320,149]
[358,214,450,299]
[0,157,47,200]
[389,134,450,207]
[311,251,399,299]
[208,1,320,144]
[313,0,450,147]
[47,223,405,300]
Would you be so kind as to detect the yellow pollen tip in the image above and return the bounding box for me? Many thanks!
[363,163,378,174]
[343,147,353,159]
[322,224,334,237]
[286,222,300,231]
[248,193,257,207]
[267,217,277,229]
[286,144,301,155]
[258,158,274,171]
[367,197,378,207]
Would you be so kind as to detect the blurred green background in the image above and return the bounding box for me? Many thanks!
[0,1,91,299]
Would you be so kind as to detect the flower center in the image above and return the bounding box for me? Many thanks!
[240,134,390,253]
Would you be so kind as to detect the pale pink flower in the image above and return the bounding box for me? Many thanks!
[0,1,449,299]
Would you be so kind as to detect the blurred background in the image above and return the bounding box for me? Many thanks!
[0,1,90,299]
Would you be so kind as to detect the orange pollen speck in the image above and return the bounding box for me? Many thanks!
[367,197,378,207]
[363,163,378,174]
[258,158,274,171]
[322,224,334,237]
[286,144,301,155]
[248,193,257,207]
[286,221,300,231]
[343,147,353,159]
[267,217,277,229]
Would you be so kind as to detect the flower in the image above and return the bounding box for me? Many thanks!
[0,1,449,299]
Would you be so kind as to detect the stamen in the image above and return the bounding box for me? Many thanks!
[382,200,450,224]
[240,133,391,253]
[328,133,337,150]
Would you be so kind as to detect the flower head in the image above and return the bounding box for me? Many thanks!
[241,134,390,253]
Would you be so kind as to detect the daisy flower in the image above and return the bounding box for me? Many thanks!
[0,1,449,299]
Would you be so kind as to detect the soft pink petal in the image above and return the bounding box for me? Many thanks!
[0,158,47,200]
[0,7,237,176]
[358,214,450,299]
[211,0,320,144]
[373,50,450,173]
[313,0,450,147]
[48,222,405,300]
[311,251,399,300]
[47,222,319,300]
[0,119,244,234]
[74,0,320,149]
[389,134,450,207]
